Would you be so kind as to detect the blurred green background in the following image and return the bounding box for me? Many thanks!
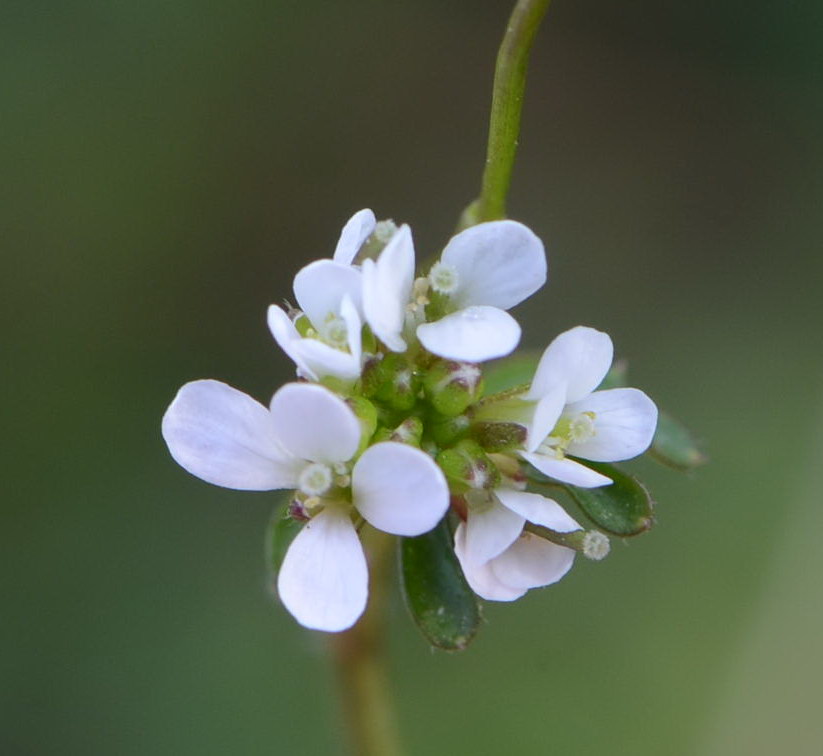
[3,0,822,753]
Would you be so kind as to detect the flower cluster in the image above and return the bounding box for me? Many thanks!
[162,210,658,632]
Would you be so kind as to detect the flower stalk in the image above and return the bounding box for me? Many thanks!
[330,529,404,756]
[471,0,553,225]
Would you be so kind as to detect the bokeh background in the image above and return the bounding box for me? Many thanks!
[3,0,823,753]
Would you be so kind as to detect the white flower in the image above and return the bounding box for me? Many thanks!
[416,220,547,362]
[454,489,580,601]
[161,379,449,632]
[361,224,416,352]
[518,326,658,488]
[268,209,376,382]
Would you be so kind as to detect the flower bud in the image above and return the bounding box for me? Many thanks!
[346,395,378,455]
[373,416,424,447]
[436,439,500,494]
[470,421,527,452]
[361,354,420,412]
[429,413,470,447]
[423,360,484,417]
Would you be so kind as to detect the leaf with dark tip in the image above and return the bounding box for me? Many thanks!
[560,461,655,536]
[399,519,481,651]
[651,411,707,471]
[264,498,303,576]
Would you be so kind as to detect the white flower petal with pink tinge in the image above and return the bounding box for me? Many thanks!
[269,383,360,464]
[440,220,546,310]
[527,326,613,403]
[161,380,302,490]
[333,209,376,265]
[416,305,521,362]
[352,442,449,536]
[277,506,368,632]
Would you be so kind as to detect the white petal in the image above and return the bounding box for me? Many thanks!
[441,220,547,310]
[454,523,527,602]
[566,388,658,462]
[489,532,575,590]
[495,490,581,532]
[362,225,415,352]
[525,385,566,453]
[333,208,376,265]
[162,380,301,490]
[351,442,449,536]
[416,306,521,362]
[463,498,525,566]
[269,383,360,463]
[290,338,362,381]
[277,506,368,632]
[293,259,363,328]
[267,305,319,381]
[339,294,363,367]
[527,326,613,403]
[518,451,613,488]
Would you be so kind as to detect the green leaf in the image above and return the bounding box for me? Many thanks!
[651,411,707,471]
[559,461,654,536]
[264,498,303,576]
[399,519,482,651]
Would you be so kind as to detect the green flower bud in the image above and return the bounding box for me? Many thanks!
[429,413,470,447]
[362,353,420,412]
[436,439,500,494]
[346,395,378,455]
[373,416,424,447]
[470,421,527,452]
[423,360,484,417]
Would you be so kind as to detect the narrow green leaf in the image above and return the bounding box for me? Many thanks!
[651,411,707,471]
[560,461,654,536]
[399,519,482,651]
[264,498,303,576]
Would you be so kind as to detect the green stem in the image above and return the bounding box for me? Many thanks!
[470,0,552,225]
[330,529,404,756]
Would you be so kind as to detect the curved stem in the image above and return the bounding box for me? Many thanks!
[471,0,552,225]
[329,529,404,756]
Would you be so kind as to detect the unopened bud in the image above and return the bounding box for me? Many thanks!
[346,396,378,455]
[374,416,424,446]
[429,413,470,447]
[361,353,420,412]
[424,359,484,417]
[436,439,500,494]
[470,421,527,452]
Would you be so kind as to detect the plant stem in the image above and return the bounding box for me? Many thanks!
[472,0,552,224]
[330,529,404,756]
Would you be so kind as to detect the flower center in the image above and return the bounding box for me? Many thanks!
[322,313,349,349]
[428,261,459,295]
[297,462,334,496]
[539,411,597,457]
